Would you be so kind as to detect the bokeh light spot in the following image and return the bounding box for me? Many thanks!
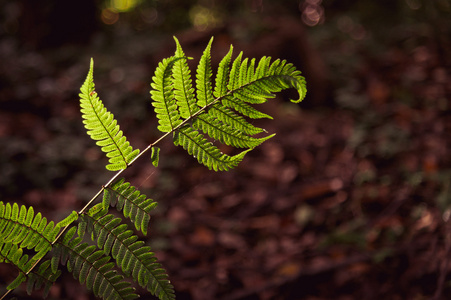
[300,0,324,27]
[109,0,141,12]
[101,8,119,25]
[189,5,222,31]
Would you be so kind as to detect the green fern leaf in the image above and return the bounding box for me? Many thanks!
[150,56,184,133]
[0,242,21,264]
[150,37,306,171]
[195,36,215,107]
[221,96,272,119]
[193,113,273,148]
[173,37,198,118]
[80,58,140,171]
[56,211,79,228]
[151,146,160,167]
[7,272,26,291]
[81,213,175,300]
[88,203,106,217]
[54,226,139,300]
[214,45,233,98]
[227,51,242,91]
[174,126,251,171]
[0,202,58,259]
[208,104,265,135]
[101,179,157,235]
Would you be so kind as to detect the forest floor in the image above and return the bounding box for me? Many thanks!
[1,7,451,300]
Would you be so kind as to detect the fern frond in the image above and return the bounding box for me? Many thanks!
[174,126,251,171]
[195,37,215,107]
[221,97,272,119]
[150,38,306,171]
[80,213,175,300]
[193,113,274,148]
[173,37,198,118]
[101,178,157,235]
[53,226,139,300]
[214,45,233,98]
[79,59,140,171]
[208,103,265,135]
[0,202,58,259]
[222,46,307,104]
[150,56,184,133]
[227,51,242,91]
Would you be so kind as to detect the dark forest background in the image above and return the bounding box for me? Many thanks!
[1,0,451,299]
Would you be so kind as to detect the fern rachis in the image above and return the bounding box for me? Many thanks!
[0,36,306,300]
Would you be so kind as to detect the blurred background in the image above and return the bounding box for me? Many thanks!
[0,0,451,299]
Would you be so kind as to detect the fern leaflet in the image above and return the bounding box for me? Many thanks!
[173,37,198,118]
[79,59,140,171]
[150,56,184,133]
[0,202,59,259]
[174,126,252,171]
[196,37,215,107]
[79,212,175,300]
[53,226,139,300]
[151,146,161,167]
[102,178,158,235]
